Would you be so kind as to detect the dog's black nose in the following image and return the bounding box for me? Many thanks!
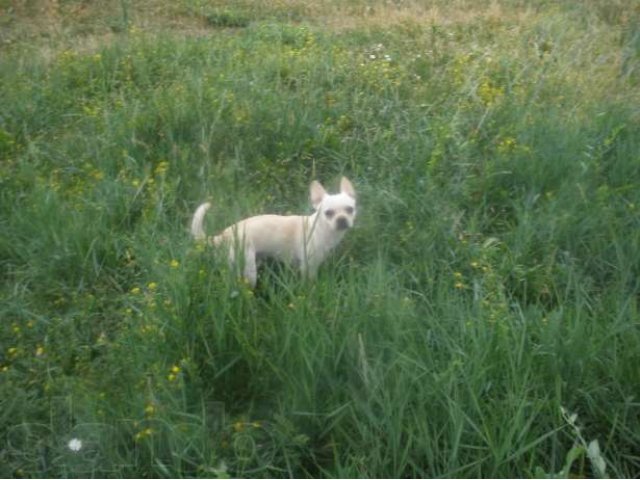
[336,216,349,230]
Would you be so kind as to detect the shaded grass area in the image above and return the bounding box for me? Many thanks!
[1,0,639,477]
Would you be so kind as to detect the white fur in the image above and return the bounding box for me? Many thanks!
[191,177,357,287]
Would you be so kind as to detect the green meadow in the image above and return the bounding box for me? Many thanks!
[1,0,639,477]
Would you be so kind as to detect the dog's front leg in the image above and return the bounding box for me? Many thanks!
[225,240,257,288]
[242,246,258,287]
[298,253,319,282]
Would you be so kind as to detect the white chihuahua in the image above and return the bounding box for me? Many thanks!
[191,177,357,287]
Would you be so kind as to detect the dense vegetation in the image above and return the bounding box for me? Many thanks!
[1,0,639,477]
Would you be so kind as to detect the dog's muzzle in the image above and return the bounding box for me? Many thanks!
[336,216,350,231]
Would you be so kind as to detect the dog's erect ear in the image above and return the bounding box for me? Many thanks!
[340,177,356,199]
[310,180,327,210]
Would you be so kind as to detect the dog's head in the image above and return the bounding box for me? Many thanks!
[310,177,357,232]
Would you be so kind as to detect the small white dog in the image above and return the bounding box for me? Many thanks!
[191,177,357,287]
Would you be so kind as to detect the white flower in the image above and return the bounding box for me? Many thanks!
[68,438,83,452]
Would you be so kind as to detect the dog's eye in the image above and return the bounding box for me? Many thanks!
[325,209,335,218]
[345,206,354,215]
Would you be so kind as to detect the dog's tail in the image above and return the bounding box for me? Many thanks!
[191,202,212,241]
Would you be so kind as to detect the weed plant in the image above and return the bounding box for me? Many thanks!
[1,0,639,477]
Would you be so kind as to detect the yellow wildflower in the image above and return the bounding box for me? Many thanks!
[154,161,169,176]
[134,427,154,442]
[91,169,105,181]
[497,136,517,154]
[233,422,245,433]
[167,365,181,381]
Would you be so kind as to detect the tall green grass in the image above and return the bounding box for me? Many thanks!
[1,0,639,477]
